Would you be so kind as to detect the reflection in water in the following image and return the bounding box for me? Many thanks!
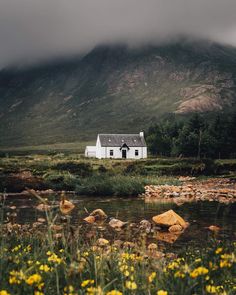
[3,195,236,249]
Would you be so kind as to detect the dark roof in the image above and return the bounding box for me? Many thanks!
[98,134,146,147]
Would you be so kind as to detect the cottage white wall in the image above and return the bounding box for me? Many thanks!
[95,136,102,159]
[85,146,96,157]
[126,147,147,159]
[96,146,147,159]
[143,147,147,158]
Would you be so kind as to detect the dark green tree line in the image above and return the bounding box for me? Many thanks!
[146,113,236,158]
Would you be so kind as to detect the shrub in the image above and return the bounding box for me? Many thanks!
[44,172,79,190]
[124,162,147,175]
[54,161,93,177]
[97,165,108,174]
[76,175,145,196]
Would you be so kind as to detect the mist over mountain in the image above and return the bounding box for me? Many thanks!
[1,0,236,68]
[0,40,236,147]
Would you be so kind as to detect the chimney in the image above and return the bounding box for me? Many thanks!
[140,131,144,137]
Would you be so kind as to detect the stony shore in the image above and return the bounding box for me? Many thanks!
[144,177,236,204]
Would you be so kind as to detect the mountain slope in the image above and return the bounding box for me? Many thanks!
[0,40,236,147]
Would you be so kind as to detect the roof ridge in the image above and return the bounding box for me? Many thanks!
[98,133,141,136]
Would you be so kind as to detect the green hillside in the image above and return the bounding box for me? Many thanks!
[0,40,236,147]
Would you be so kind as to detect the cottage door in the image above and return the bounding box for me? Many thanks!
[122,149,127,159]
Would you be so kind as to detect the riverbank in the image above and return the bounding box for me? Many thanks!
[144,178,236,204]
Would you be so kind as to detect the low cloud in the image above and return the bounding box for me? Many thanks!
[0,0,236,67]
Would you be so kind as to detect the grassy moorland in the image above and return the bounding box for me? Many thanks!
[0,153,236,294]
[0,152,236,195]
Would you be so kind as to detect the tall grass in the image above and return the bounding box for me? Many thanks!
[75,175,145,196]
[0,217,235,294]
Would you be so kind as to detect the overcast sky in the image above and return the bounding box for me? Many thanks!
[0,0,236,68]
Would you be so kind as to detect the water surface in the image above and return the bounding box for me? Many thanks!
[4,195,236,249]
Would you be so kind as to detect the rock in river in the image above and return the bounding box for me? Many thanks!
[90,209,107,220]
[168,224,183,233]
[60,199,75,215]
[109,218,128,230]
[83,216,96,224]
[152,209,187,228]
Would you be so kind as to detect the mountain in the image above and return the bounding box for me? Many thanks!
[0,40,236,147]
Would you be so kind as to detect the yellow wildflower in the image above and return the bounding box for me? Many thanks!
[47,253,63,264]
[219,253,233,268]
[39,264,51,272]
[220,254,232,259]
[9,270,25,285]
[24,245,32,252]
[157,291,168,295]
[190,266,208,278]
[25,273,42,286]
[148,272,156,283]
[64,285,75,295]
[106,291,122,295]
[206,285,225,294]
[215,248,223,254]
[125,281,137,290]
[119,265,128,272]
[81,280,95,288]
[220,260,232,268]
[0,291,10,295]
[86,286,102,295]
[167,261,179,270]
[11,245,21,252]
[174,271,185,278]
[34,292,44,295]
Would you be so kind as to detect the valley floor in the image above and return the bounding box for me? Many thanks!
[0,153,236,195]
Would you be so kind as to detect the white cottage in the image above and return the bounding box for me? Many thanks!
[85,132,147,159]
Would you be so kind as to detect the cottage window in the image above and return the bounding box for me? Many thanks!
[110,150,114,156]
[135,150,139,156]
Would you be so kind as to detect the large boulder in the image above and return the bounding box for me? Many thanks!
[152,209,187,228]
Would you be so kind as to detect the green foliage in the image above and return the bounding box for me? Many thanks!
[97,165,108,174]
[0,154,236,194]
[147,113,236,159]
[43,172,79,191]
[124,162,147,175]
[76,175,145,196]
[54,161,93,177]
[0,231,235,294]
